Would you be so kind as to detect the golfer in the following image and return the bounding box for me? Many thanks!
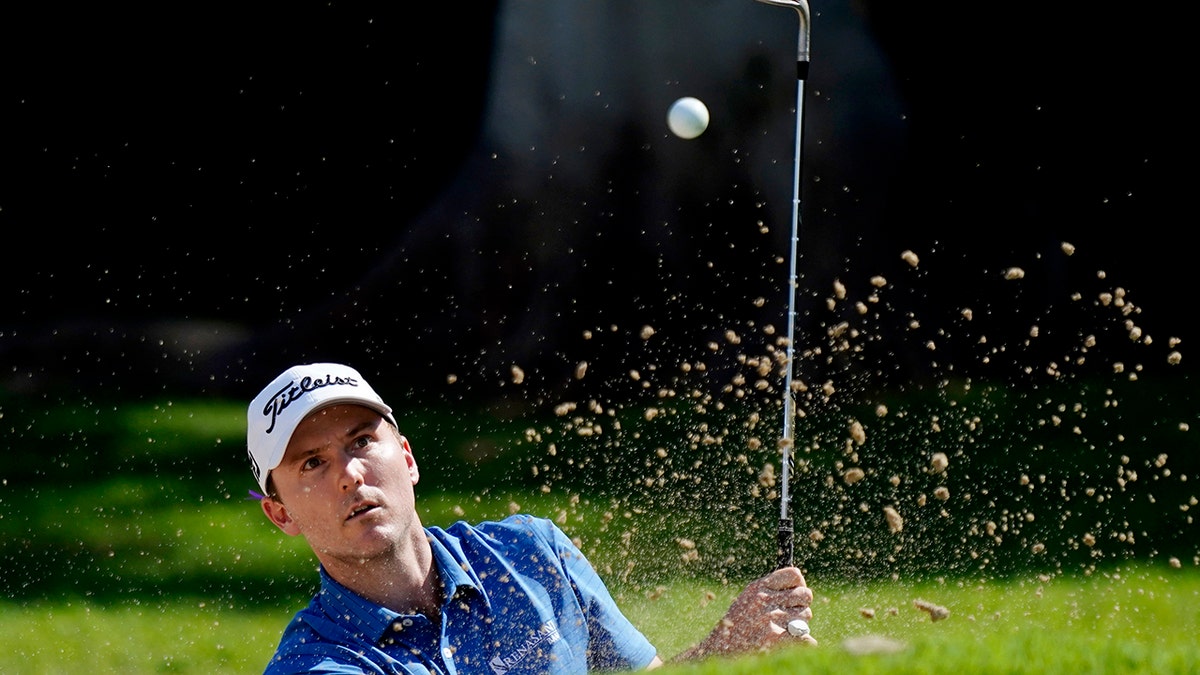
[248,363,816,674]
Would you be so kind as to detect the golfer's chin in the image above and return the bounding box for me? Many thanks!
[321,532,398,565]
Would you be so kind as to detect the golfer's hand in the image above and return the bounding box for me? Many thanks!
[679,566,817,660]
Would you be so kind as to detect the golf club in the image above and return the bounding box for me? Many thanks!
[753,0,811,572]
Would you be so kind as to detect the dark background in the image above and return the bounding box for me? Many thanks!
[0,1,1195,597]
[1,1,1191,408]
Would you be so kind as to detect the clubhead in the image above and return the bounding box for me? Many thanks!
[754,0,810,64]
[754,0,808,16]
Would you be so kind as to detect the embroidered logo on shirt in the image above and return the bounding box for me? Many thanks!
[488,622,562,674]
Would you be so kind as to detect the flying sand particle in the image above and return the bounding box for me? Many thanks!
[759,463,777,488]
[913,599,950,621]
[930,452,949,474]
[849,419,866,445]
[884,505,903,533]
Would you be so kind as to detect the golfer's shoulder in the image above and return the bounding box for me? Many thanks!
[455,513,563,550]
[471,513,557,537]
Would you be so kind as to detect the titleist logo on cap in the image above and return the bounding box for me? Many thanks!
[260,372,361,435]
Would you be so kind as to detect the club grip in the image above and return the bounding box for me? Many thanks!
[776,517,794,569]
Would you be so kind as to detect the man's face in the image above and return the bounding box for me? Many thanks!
[260,404,421,566]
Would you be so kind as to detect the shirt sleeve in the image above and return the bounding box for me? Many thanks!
[537,518,660,671]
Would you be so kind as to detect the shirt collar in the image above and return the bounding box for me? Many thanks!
[313,528,487,644]
[427,527,487,609]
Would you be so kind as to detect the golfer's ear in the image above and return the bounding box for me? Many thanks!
[399,434,420,485]
[261,496,301,536]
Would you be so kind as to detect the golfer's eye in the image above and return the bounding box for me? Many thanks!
[301,456,324,471]
[353,435,372,450]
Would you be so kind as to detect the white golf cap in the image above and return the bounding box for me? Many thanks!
[247,363,397,492]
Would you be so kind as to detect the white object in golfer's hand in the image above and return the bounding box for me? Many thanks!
[787,619,810,637]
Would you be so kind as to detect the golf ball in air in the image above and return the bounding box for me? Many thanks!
[667,97,709,139]
[786,619,810,637]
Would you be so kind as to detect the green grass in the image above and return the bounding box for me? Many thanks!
[638,561,1200,674]
[0,600,282,674]
[2,392,1198,673]
[2,561,1196,674]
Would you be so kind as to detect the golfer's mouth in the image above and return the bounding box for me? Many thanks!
[346,502,379,521]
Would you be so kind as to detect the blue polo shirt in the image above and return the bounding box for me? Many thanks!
[262,514,658,674]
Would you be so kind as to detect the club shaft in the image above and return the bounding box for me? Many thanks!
[778,77,805,569]
[769,0,810,571]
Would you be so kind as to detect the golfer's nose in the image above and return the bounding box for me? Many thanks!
[340,455,366,491]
